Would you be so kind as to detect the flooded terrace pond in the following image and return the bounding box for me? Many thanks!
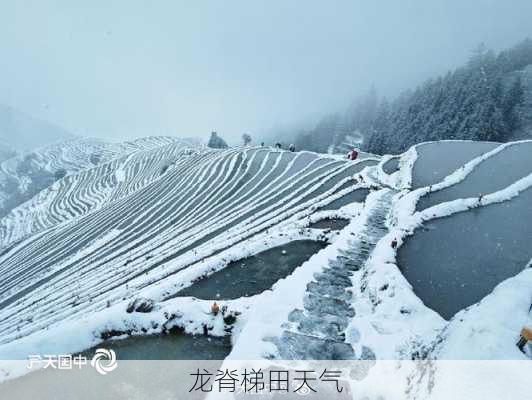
[5,335,233,399]
[83,332,232,360]
[307,218,350,230]
[416,141,532,211]
[411,141,498,189]
[397,187,532,320]
[319,188,370,211]
[382,157,400,175]
[176,240,328,300]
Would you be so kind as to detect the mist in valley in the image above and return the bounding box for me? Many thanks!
[1,1,532,150]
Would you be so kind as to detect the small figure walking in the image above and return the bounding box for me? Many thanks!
[391,238,398,249]
[347,148,359,161]
[211,302,220,316]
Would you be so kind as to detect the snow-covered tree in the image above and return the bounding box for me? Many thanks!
[289,39,532,155]
[207,131,228,149]
[242,133,252,146]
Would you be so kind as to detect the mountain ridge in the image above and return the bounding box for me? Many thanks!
[0,104,77,151]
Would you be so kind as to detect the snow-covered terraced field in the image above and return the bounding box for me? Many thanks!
[0,138,530,377]
[0,137,199,245]
[0,136,184,226]
[225,140,532,362]
[0,143,378,346]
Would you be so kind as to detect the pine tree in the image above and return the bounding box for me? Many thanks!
[502,77,525,132]
[292,39,532,154]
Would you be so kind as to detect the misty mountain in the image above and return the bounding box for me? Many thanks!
[0,141,16,163]
[292,39,532,155]
[0,104,75,151]
[0,136,184,225]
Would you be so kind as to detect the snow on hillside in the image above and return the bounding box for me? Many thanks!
[0,139,530,384]
[0,138,110,221]
[0,144,378,347]
[0,136,197,245]
[0,137,186,232]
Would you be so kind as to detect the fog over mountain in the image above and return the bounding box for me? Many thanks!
[0,104,74,151]
[2,1,532,144]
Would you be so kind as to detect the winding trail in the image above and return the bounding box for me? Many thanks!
[273,189,394,359]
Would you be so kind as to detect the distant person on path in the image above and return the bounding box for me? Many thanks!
[347,148,359,161]
[517,325,532,352]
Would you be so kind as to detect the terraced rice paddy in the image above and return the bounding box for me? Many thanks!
[0,142,377,345]
[2,138,530,366]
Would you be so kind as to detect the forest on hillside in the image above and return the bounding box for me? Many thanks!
[292,39,532,155]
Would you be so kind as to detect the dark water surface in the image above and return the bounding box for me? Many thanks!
[382,157,400,175]
[176,240,328,300]
[417,142,532,210]
[319,188,370,211]
[308,218,350,230]
[84,333,232,360]
[411,141,498,189]
[398,187,532,319]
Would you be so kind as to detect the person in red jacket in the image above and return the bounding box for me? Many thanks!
[347,148,359,160]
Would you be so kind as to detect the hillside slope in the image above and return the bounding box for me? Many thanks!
[0,143,378,347]
[0,136,194,244]
[0,141,16,163]
[0,140,530,373]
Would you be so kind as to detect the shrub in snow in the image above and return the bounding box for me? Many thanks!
[126,297,155,313]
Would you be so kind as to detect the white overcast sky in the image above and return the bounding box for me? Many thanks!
[2,0,532,144]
